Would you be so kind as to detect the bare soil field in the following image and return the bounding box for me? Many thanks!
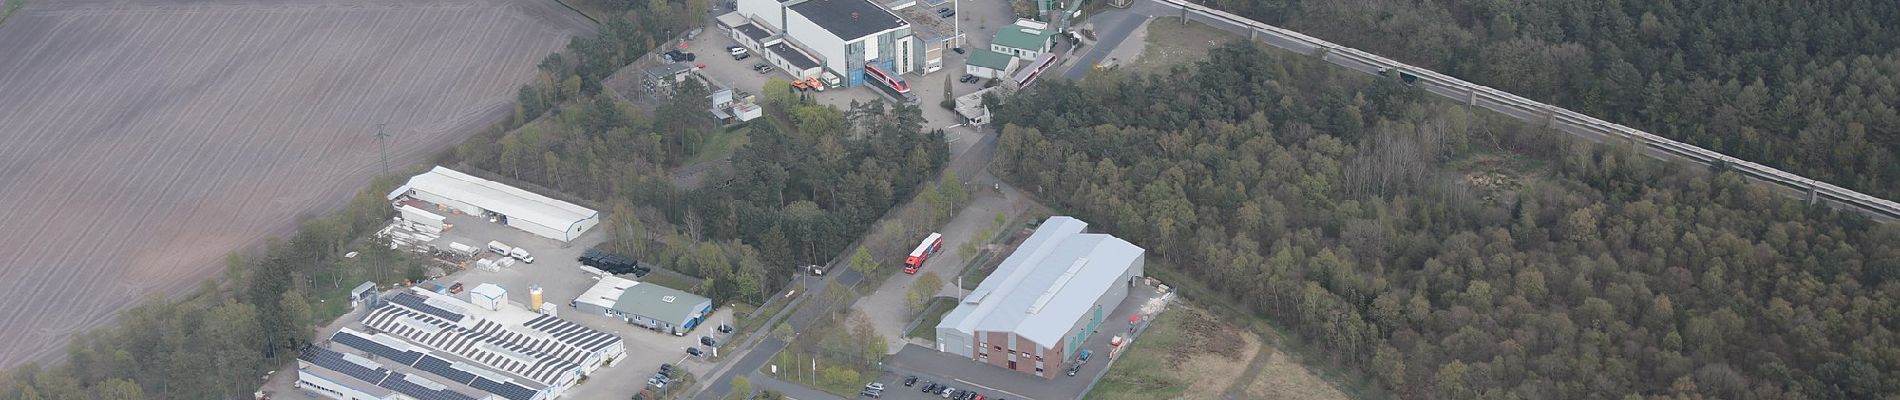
[0,0,587,368]
[1088,304,1347,400]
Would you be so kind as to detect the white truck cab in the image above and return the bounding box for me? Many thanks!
[509,247,534,263]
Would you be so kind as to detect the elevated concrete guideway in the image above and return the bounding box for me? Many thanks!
[1068,0,1899,222]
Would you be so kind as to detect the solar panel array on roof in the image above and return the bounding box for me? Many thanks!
[387,291,467,322]
[301,345,393,385]
[332,329,544,400]
[331,329,425,365]
[381,372,478,400]
[364,305,577,386]
[524,314,620,352]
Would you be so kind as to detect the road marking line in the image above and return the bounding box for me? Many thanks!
[952,378,1031,399]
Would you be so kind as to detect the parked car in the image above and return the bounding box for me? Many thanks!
[727,45,748,56]
[865,383,885,391]
[754,63,775,74]
[718,324,734,333]
[700,336,717,346]
[448,282,464,294]
[952,47,966,54]
[686,347,703,357]
[959,74,977,83]
[922,383,938,393]
[904,376,918,387]
[733,52,751,61]
[860,388,882,398]
[936,7,954,18]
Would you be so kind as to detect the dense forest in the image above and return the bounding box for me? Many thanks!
[454,72,947,305]
[1201,0,1900,200]
[994,43,1900,399]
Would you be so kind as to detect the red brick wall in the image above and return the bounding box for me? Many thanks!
[972,331,1067,379]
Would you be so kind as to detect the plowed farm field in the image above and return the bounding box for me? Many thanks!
[0,0,587,367]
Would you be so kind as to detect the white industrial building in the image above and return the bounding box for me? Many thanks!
[936,216,1145,378]
[723,0,916,86]
[573,276,716,336]
[387,166,599,242]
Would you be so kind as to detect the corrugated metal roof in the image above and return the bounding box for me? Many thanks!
[937,217,1144,347]
[393,166,597,236]
[612,281,712,326]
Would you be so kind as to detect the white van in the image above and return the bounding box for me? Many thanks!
[509,247,535,263]
[487,241,511,255]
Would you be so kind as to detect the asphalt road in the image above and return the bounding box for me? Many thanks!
[1061,1,1171,81]
[695,125,1002,400]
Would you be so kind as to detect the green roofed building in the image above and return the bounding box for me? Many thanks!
[965,49,1020,79]
[990,19,1054,60]
[573,276,715,336]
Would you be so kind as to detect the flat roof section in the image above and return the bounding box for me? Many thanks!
[768,42,821,70]
[613,282,713,326]
[789,0,907,40]
[736,22,775,41]
[893,2,955,40]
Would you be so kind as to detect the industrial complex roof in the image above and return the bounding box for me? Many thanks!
[966,48,1014,70]
[789,0,907,40]
[364,300,580,386]
[937,217,1144,347]
[767,42,822,70]
[892,1,955,40]
[613,281,712,325]
[330,328,542,400]
[300,345,482,400]
[991,21,1052,51]
[736,21,775,41]
[389,166,597,234]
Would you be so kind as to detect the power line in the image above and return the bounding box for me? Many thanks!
[373,122,392,177]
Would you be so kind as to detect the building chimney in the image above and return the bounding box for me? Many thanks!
[852,11,860,20]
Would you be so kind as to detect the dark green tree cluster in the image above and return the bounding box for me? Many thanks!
[0,179,429,399]
[1205,0,1900,199]
[456,83,946,305]
[514,0,703,132]
[994,43,1900,399]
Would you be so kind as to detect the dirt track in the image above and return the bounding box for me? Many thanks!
[0,0,586,368]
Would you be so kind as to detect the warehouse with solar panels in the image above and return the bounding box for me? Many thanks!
[935,216,1145,378]
[299,286,626,399]
[296,345,486,400]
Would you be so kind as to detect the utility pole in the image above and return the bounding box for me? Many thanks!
[373,122,392,177]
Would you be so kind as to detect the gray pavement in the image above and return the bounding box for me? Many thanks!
[852,173,1027,353]
[1060,0,1171,81]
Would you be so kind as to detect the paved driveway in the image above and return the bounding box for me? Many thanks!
[852,177,1027,352]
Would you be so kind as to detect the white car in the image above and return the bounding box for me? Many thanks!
[727,46,748,56]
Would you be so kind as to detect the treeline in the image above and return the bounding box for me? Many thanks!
[454,72,947,305]
[0,178,437,399]
[994,43,1900,399]
[1203,0,1900,199]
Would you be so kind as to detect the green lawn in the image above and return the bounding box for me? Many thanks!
[904,297,956,341]
[685,125,753,166]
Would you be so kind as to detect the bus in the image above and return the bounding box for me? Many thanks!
[903,232,944,274]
